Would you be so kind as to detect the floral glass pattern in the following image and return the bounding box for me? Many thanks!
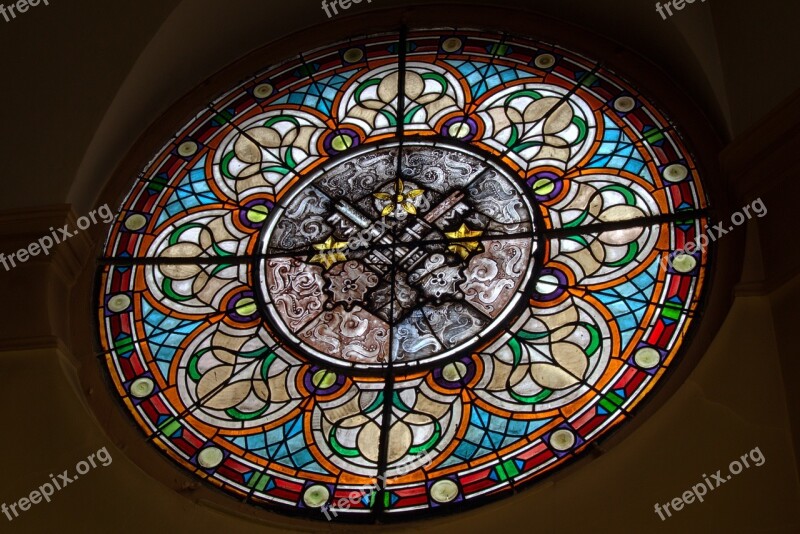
[97,29,710,520]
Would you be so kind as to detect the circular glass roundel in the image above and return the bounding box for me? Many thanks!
[97,28,710,520]
[257,142,539,370]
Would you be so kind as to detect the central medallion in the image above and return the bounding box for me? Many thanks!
[257,142,539,369]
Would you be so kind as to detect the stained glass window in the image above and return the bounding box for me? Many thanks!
[97,29,709,520]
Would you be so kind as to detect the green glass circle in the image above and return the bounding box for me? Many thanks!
[178,141,198,157]
[331,134,354,152]
[535,53,555,68]
[550,429,576,451]
[247,205,270,224]
[343,48,364,63]
[672,253,698,273]
[108,294,131,313]
[130,377,155,399]
[124,214,147,231]
[235,298,258,316]
[442,362,468,382]
[430,480,459,503]
[303,485,330,508]
[254,83,274,99]
[198,447,224,469]
[614,96,636,113]
[448,122,472,139]
[634,347,661,370]
[663,163,689,183]
[533,178,555,196]
[312,370,337,389]
[442,37,462,53]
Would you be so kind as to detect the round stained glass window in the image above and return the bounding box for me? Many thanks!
[97,28,710,520]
